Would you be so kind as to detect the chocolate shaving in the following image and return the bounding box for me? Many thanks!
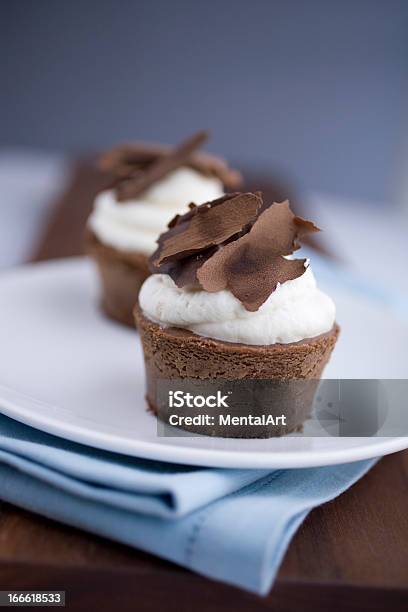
[188,153,242,188]
[197,201,319,310]
[161,247,218,288]
[97,131,242,201]
[153,192,262,267]
[98,145,160,178]
[116,131,208,201]
[150,195,320,311]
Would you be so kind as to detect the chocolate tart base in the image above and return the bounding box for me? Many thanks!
[134,306,340,438]
[86,229,150,327]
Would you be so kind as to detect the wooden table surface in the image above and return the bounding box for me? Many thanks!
[1,162,407,611]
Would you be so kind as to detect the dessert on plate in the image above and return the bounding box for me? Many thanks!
[135,192,339,438]
[86,131,241,327]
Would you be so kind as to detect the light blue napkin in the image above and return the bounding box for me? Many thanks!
[0,414,375,594]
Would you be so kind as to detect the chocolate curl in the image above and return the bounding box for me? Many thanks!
[197,200,320,311]
[153,192,262,267]
[189,154,242,189]
[115,131,209,201]
[97,132,242,196]
[98,145,159,179]
[150,193,320,310]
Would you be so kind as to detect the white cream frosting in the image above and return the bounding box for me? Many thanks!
[88,167,224,254]
[139,266,336,345]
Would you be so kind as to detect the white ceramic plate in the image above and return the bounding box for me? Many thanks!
[0,258,407,469]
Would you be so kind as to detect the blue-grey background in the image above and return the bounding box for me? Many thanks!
[2,0,407,203]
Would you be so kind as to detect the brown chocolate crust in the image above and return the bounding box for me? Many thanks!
[134,305,340,437]
[85,229,149,327]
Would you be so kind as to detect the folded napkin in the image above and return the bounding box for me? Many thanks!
[0,414,375,594]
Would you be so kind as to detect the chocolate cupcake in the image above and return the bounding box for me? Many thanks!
[135,192,339,438]
[86,131,241,327]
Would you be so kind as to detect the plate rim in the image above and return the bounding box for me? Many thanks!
[1,386,407,469]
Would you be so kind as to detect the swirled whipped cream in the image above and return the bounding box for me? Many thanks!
[139,266,336,345]
[88,167,224,254]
